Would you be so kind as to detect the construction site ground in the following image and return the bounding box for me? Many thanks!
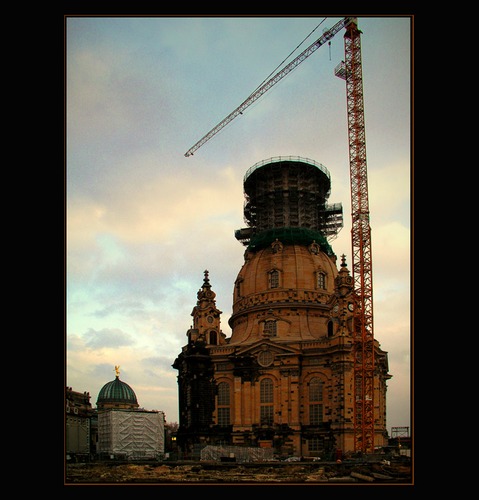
[65,458,412,485]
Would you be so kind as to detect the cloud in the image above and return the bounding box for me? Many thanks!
[90,299,149,321]
[66,336,181,420]
[83,327,135,349]
[369,161,410,226]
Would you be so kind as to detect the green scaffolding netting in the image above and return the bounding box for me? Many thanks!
[247,227,333,255]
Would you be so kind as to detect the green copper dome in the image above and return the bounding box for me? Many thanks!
[97,375,138,407]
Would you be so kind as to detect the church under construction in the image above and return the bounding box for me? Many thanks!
[173,156,391,459]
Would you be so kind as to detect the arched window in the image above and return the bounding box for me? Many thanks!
[317,271,326,290]
[269,269,280,289]
[217,382,231,427]
[327,320,334,337]
[309,377,324,425]
[263,320,277,337]
[209,330,218,345]
[260,378,274,425]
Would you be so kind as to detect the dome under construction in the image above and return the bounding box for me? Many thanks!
[173,155,390,459]
[235,156,343,248]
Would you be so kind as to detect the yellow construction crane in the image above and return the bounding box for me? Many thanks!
[185,16,375,454]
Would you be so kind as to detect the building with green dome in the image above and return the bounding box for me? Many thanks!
[96,371,139,410]
[96,368,165,459]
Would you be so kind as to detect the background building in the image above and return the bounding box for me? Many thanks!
[96,368,165,460]
[66,369,165,462]
[173,156,391,459]
[66,387,97,460]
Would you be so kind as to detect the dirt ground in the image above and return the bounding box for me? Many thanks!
[65,460,412,485]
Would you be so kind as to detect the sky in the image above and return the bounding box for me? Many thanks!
[66,15,412,434]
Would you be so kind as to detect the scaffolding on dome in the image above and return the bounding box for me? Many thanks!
[235,157,343,248]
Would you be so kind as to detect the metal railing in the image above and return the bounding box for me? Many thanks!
[243,156,331,183]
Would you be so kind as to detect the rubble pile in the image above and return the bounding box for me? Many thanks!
[65,460,412,484]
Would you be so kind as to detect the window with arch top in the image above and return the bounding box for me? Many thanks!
[209,330,218,345]
[327,320,334,337]
[217,382,231,427]
[309,377,324,425]
[316,271,326,290]
[269,269,280,289]
[260,378,274,425]
[263,320,277,337]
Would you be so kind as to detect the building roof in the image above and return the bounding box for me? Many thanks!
[97,375,138,407]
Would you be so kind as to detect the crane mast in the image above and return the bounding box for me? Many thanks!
[335,18,375,454]
[185,17,376,454]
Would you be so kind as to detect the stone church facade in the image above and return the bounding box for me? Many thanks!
[173,157,391,458]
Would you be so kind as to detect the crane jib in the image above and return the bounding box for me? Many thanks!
[184,17,351,157]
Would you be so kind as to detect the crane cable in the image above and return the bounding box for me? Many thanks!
[227,19,329,128]
[184,17,342,157]
[251,18,328,96]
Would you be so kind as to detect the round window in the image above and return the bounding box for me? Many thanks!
[258,350,274,367]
